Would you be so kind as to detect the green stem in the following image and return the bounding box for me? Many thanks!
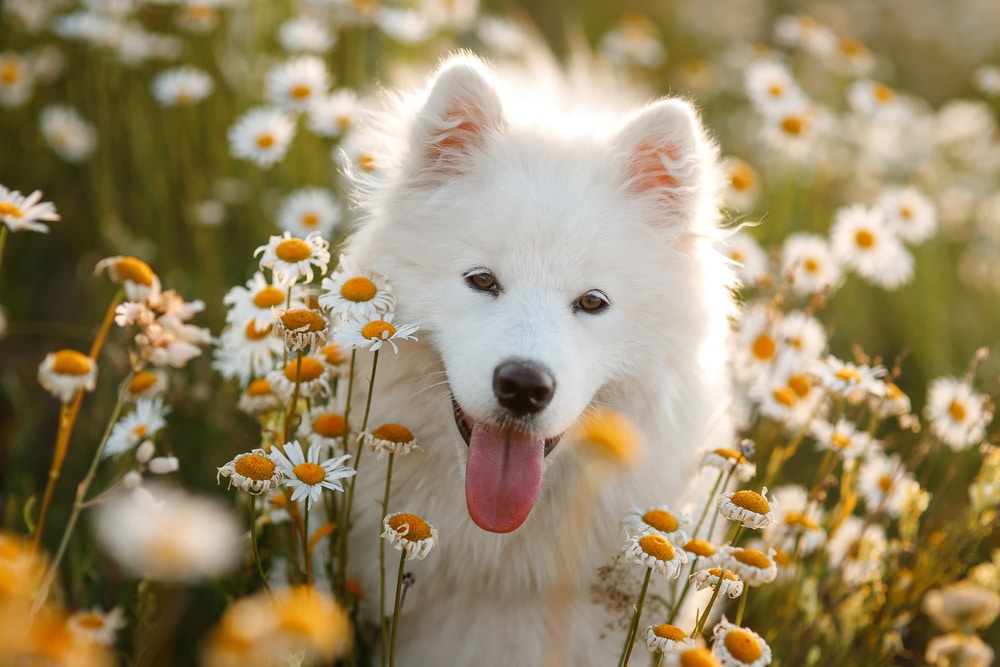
[303,497,312,584]
[283,350,304,445]
[705,469,735,540]
[249,495,272,596]
[667,560,698,625]
[379,452,395,667]
[691,569,726,639]
[0,224,8,277]
[618,567,653,667]
[388,551,407,667]
[692,469,726,539]
[735,587,749,626]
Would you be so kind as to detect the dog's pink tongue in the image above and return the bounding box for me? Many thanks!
[465,422,544,533]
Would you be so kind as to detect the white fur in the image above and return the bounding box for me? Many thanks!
[343,53,737,666]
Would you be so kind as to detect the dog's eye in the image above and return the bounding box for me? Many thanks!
[465,269,500,296]
[574,289,610,314]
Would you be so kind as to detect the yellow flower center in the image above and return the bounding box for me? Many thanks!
[751,334,775,361]
[279,309,327,333]
[336,115,351,129]
[873,83,895,103]
[341,276,378,302]
[244,320,272,340]
[638,534,675,561]
[129,371,159,395]
[0,60,20,85]
[948,400,967,422]
[52,350,93,376]
[839,38,866,57]
[730,166,754,192]
[75,613,105,630]
[683,538,716,557]
[0,202,22,218]
[854,229,876,249]
[275,238,313,263]
[724,628,763,663]
[321,343,345,365]
[642,509,679,533]
[731,490,770,514]
[293,461,326,485]
[834,367,863,383]
[733,548,773,569]
[283,357,325,382]
[730,250,743,262]
[652,623,688,641]
[832,432,851,449]
[781,115,805,136]
[372,423,415,443]
[110,256,157,286]
[256,133,275,149]
[784,511,819,530]
[573,407,642,465]
[313,413,345,438]
[301,213,319,228]
[900,205,913,220]
[680,647,721,667]
[234,453,277,481]
[768,84,785,98]
[772,387,796,407]
[361,320,396,340]
[131,424,147,438]
[247,379,273,396]
[714,447,746,463]
[878,475,893,492]
[388,513,432,541]
[803,258,819,274]
[253,285,286,308]
[789,374,811,397]
[708,567,739,581]
[290,84,312,99]
[358,154,376,172]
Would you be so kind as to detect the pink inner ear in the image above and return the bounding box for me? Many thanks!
[424,106,487,170]
[628,143,679,193]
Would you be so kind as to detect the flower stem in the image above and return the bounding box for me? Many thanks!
[735,587,749,626]
[667,560,698,625]
[379,451,395,667]
[618,566,653,667]
[32,288,123,548]
[249,495,272,597]
[0,225,8,277]
[692,469,726,539]
[705,468,735,541]
[388,550,407,667]
[691,568,727,639]
[283,349,304,446]
[303,499,312,584]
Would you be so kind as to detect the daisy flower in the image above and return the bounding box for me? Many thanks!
[67,607,127,646]
[760,102,832,163]
[237,378,280,415]
[272,440,355,508]
[298,406,347,450]
[719,231,768,287]
[381,512,438,560]
[273,307,329,352]
[621,533,688,578]
[228,106,296,169]
[40,104,97,163]
[717,488,775,530]
[870,380,912,419]
[712,617,772,667]
[37,349,97,403]
[811,417,871,461]
[719,157,761,212]
[255,231,331,285]
[858,451,917,517]
[94,255,161,303]
[664,648,722,667]
[830,203,913,290]
[333,312,419,354]
[922,580,1000,631]
[776,311,827,364]
[644,623,695,654]
[265,55,329,112]
[717,547,778,587]
[306,88,362,138]
[732,303,782,384]
[744,59,806,115]
[268,355,332,399]
[846,79,907,119]
[217,449,284,494]
[123,369,169,401]
[811,355,885,403]
[0,51,32,107]
[925,633,994,667]
[701,446,756,482]
[151,66,213,106]
[825,516,887,585]
[598,13,666,68]
[212,318,285,387]
[278,15,335,53]
[94,485,243,583]
[620,505,690,544]
[762,485,826,555]
[319,255,395,322]
[361,422,420,460]
[317,341,350,376]
[276,187,341,239]
[476,15,528,55]
[973,65,1000,96]
[924,376,992,450]
[692,567,745,599]
[749,370,819,429]
[773,14,836,56]
[682,538,717,561]
[780,233,843,296]
[223,271,307,329]
[103,396,171,458]
[876,186,937,245]
[0,185,60,233]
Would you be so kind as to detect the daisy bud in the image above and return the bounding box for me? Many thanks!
[135,440,156,465]
[148,456,180,475]
[122,470,143,490]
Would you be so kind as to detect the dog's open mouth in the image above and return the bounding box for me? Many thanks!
[452,398,562,534]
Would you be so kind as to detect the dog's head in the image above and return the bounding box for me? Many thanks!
[356,55,727,533]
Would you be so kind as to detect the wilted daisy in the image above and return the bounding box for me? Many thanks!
[273,307,329,352]
[223,271,306,329]
[718,488,775,529]
[857,451,916,517]
[622,533,688,578]
[103,396,170,458]
[830,204,913,290]
[362,422,420,460]
[237,378,280,414]
[381,512,438,560]
[712,617,772,667]
[268,355,332,399]
[276,187,341,239]
[717,547,778,587]
[692,567,745,599]
[334,312,419,354]
[924,375,992,450]
[255,231,331,285]
[701,446,756,482]
[620,505,689,543]
[272,440,355,508]
[37,349,97,403]
[278,15,335,53]
[781,233,843,296]
[925,633,994,667]
[94,255,161,302]
[720,230,768,287]
[151,66,213,106]
[319,255,395,321]
[40,104,97,163]
[644,623,695,654]
[93,485,243,582]
[0,185,60,233]
[298,406,346,450]
[67,607,127,646]
[306,88,362,138]
[922,580,1000,631]
[265,55,329,111]
[217,448,283,494]
[228,106,296,169]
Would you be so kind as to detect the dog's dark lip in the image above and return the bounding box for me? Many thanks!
[451,396,561,456]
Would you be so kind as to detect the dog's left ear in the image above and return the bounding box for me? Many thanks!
[614,99,711,227]
[405,55,505,183]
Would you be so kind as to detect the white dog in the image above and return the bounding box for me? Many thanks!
[344,53,736,666]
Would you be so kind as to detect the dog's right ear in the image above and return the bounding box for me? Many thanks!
[405,56,504,182]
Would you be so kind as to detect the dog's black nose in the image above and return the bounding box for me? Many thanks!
[493,360,556,415]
